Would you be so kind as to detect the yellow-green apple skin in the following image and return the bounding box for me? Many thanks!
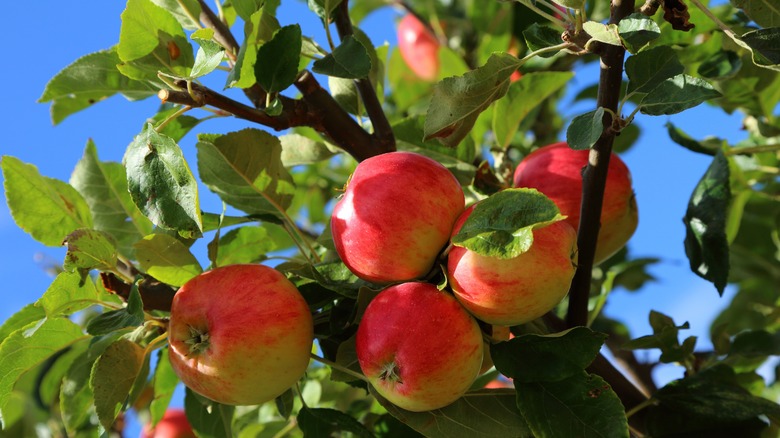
[356,282,483,412]
[331,151,464,283]
[448,205,578,326]
[512,142,638,264]
[397,14,440,81]
[168,264,313,405]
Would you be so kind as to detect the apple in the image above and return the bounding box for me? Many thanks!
[448,205,578,326]
[484,377,514,389]
[356,282,483,412]
[140,409,195,438]
[331,151,465,283]
[512,142,638,264]
[167,264,313,406]
[397,14,440,81]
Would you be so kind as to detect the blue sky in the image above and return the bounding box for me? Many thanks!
[0,0,753,434]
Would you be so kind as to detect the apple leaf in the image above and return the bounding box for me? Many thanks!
[452,188,565,259]
[36,271,103,317]
[492,72,573,148]
[62,228,118,273]
[184,388,235,438]
[491,327,607,383]
[38,48,157,124]
[730,0,780,28]
[37,340,90,409]
[312,35,372,79]
[124,124,203,238]
[516,372,629,438]
[227,8,282,89]
[741,28,780,71]
[298,407,374,438]
[566,107,605,150]
[134,233,203,286]
[90,338,147,430]
[255,24,302,93]
[86,286,145,336]
[625,46,684,94]
[665,122,720,156]
[280,133,337,166]
[2,156,93,247]
[374,387,532,438]
[683,151,731,295]
[148,107,203,142]
[622,311,697,364]
[698,50,743,80]
[190,28,225,78]
[639,74,722,115]
[275,388,295,420]
[118,0,188,62]
[150,0,202,30]
[216,225,294,266]
[0,304,45,344]
[523,24,563,57]
[150,348,180,426]
[71,141,154,257]
[729,330,780,358]
[196,128,296,218]
[0,318,89,428]
[424,53,520,147]
[617,13,661,54]
[582,21,622,47]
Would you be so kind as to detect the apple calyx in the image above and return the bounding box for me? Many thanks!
[184,325,210,356]
[379,361,403,385]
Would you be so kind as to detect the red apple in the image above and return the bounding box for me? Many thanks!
[168,264,313,405]
[397,14,440,81]
[513,142,638,264]
[140,409,195,438]
[484,377,514,389]
[331,151,464,283]
[448,204,578,326]
[356,282,483,412]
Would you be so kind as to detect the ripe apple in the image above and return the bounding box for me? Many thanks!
[356,282,483,412]
[397,14,440,81]
[448,205,578,326]
[168,264,313,406]
[484,377,514,389]
[512,142,638,264]
[140,409,195,438]
[331,151,464,284]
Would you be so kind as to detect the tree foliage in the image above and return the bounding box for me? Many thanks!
[1,0,779,436]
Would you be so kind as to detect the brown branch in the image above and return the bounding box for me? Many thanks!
[332,0,396,153]
[100,273,177,312]
[566,0,636,329]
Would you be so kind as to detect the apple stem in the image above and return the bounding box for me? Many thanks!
[309,352,371,383]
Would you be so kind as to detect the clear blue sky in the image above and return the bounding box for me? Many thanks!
[0,0,751,435]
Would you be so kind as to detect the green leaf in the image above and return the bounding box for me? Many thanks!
[86,286,145,336]
[698,50,743,79]
[62,228,118,272]
[582,21,622,47]
[516,372,629,438]
[298,407,374,438]
[491,327,607,383]
[190,28,226,78]
[617,13,661,53]
[134,233,203,286]
[729,330,780,358]
[150,348,180,426]
[0,318,89,427]
[118,0,189,62]
[625,46,684,94]
[665,122,719,156]
[622,311,697,363]
[451,188,565,259]
[522,24,563,57]
[90,338,147,429]
[566,108,605,150]
[215,225,293,266]
[492,72,573,148]
[275,388,295,420]
[0,304,45,344]
[279,133,337,166]
[640,74,722,115]
[424,53,520,147]
[312,35,372,79]
[150,0,202,30]
[255,24,302,93]
[2,156,93,246]
[38,48,156,124]
[730,0,780,29]
[124,123,203,238]
[148,106,203,142]
[36,271,101,317]
[232,0,265,20]
[184,388,235,438]
[196,128,296,217]
[551,0,583,9]
[684,150,731,295]
[307,0,344,19]
[71,141,154,256]
[374,387,532,438]
[741,28,780,71]
[226,8,282,89]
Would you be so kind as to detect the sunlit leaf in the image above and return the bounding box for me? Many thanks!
[90,338,147,429]
[134,233,203,286]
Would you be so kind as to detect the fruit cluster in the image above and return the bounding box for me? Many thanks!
[334,146,637,411]
[162,144,636,415]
